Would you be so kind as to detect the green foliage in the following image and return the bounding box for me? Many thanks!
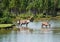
[18,11,34,20]
[0,9,16,24]
[0,24,13,28]
[9,0,16,8]
[34,13,44,18]
[0,0,59,23]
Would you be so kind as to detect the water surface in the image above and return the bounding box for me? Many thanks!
[0,20,60,42]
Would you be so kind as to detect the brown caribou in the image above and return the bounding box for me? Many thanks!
[16,17,34,27]
[41,22,51,28]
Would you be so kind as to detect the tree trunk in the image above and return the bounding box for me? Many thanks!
[52,0,58,17]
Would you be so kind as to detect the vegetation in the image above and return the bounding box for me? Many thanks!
[0,24,13,28]
[0,0,60,23]
[0,29,12,35]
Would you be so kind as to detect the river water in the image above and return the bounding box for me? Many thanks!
[0,20,60,42]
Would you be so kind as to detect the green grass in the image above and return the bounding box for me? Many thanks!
[0,24,13,28]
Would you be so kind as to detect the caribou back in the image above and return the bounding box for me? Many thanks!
[42,22,48,25]
[20,20,30,24]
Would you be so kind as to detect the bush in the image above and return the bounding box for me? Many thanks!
[34,13,44,18]
[18,12,34,20]
[0,17,13,24]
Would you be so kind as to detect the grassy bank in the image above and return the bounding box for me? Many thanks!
[15,13,60,22]
[34,16,60,21]
[0,24,13,29]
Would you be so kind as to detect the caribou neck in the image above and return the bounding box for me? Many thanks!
[30,17,34,22]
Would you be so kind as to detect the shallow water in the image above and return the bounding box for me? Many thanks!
[0,20,60,42]
[17,20,60,29]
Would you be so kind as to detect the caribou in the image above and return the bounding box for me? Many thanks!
[41,22,51,28]
[16,17,34,27]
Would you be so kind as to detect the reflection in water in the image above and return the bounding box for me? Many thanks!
[0,30,60,42]
[0,31,53,42]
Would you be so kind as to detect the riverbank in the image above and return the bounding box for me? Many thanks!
[0,16,60,30]
[16,14,60,22]
[0,24,14,29]
[34,17,60,22]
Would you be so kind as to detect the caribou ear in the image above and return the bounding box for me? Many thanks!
[30,17,34,22]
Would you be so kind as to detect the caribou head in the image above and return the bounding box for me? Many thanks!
[30,17,34,22]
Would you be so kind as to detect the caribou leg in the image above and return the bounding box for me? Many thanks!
[26,23,28,27]
[19,23,22,27]
[46,25,47,28]
[17,23,20,28]
[49,24,51,28]
[41,24,43,28]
